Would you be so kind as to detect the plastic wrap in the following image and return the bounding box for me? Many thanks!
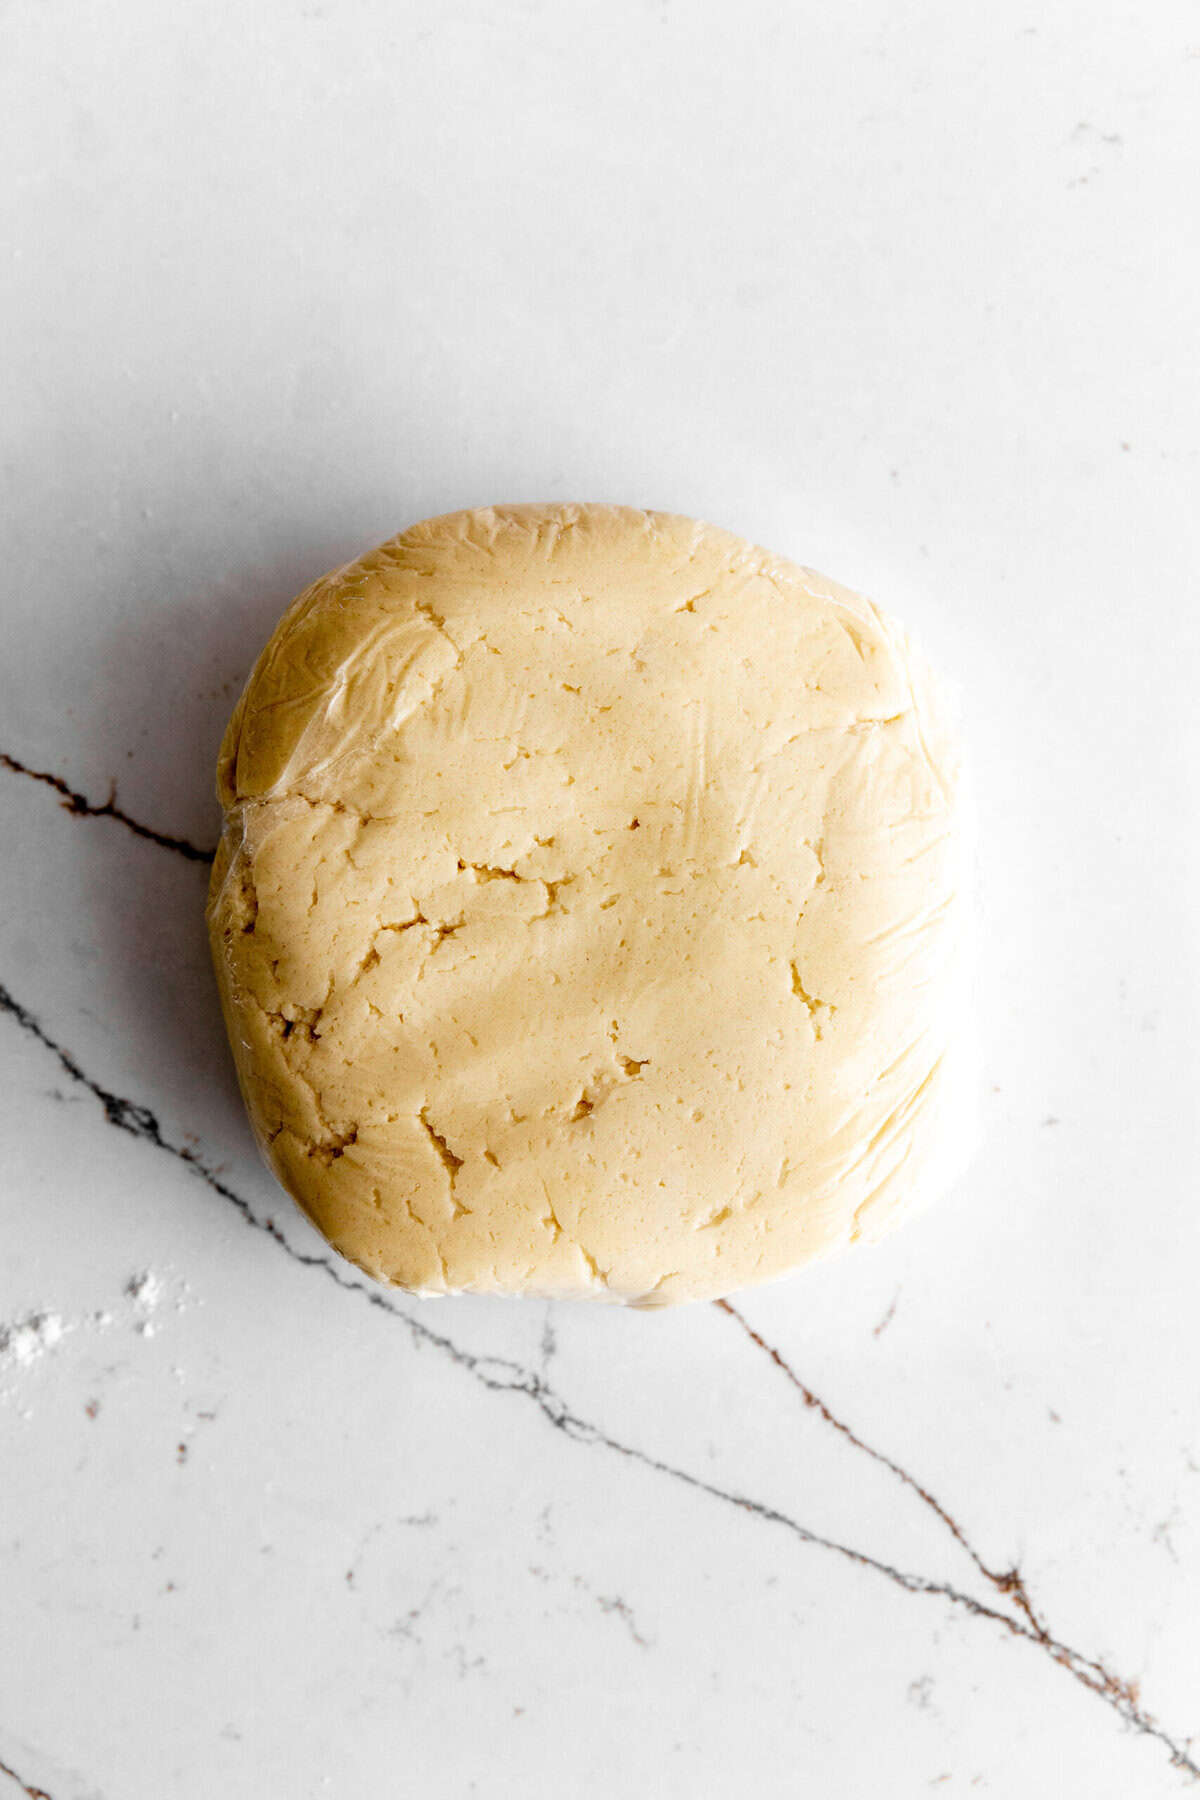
[206,504,972,1304]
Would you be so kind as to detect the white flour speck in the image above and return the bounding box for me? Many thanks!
[126,1271,163,1311]
[0,1312,68,1368]
[2,1268,182,1405]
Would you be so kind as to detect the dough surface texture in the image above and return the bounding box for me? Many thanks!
[208,504,968,1306]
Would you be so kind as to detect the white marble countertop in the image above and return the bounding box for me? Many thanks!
[3,3,1199,1795]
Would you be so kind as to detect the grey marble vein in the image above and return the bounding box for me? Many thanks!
[0,973,1195,1781]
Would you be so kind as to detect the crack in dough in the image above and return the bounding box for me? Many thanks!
[418,1108,469,1218]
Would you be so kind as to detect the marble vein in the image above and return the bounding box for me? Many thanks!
[0,975,1196,1781]
[0,751,215,864]
[718,1299,1050,1631]
[0,1749,55,1799]
[715,1301,1194,1761]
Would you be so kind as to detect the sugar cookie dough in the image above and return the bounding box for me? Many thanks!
[207,504,969,1306]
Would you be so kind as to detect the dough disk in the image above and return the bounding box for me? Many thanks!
[207,504,969,1306]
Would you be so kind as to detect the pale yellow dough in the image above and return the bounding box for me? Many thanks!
[208,504,968,1306]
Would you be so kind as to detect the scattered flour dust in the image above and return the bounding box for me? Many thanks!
[0,1268,190,1405]
[0,1311,66,1367]
[126,1269,164,1335]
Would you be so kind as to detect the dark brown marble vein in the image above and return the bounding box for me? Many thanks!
[0,1749,55,1799]
[717,1298,1051,1634]
[716,1299,1193,1765]
[0,977,1195,1782]
[0,751,215,863]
